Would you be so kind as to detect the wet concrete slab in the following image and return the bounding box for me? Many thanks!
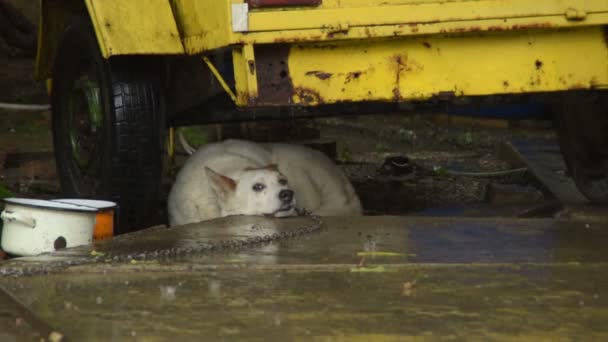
[2,264,608,340]
[1,215,608,340]
[3,215,608,274]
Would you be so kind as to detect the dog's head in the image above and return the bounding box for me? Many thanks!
[205,164,296,218]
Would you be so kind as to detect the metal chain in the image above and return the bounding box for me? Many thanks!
[0,211,323,276]
[102,209,323,262]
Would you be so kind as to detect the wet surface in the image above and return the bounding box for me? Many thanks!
[1,215,608,339]
[2,264,608,340]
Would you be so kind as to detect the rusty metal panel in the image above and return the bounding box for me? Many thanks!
[175,0,608,54]
[254,45,295,105]
[242,26,608,107]
[247,0,608,32]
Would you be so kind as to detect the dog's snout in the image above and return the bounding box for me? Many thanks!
[279,189,294,202]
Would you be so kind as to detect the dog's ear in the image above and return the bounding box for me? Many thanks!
[205,167,236,198]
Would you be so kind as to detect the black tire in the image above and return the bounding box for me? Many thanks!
[555,90,608,203]
[51,15,165,234]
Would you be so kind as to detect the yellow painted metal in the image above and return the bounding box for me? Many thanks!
[232,44,259,106]
[284,27,608,105]
[237,13,608,46]
[297,0,605,9]
[36,0,184,79]
[247,0,608,32]
[202,56,238,103]
[37,0,608,107]
[84,0,184,58]
[168,127,175,159]
[171,0,236,53]
[177,0,608,54]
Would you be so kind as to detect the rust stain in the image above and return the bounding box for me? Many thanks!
[393,55,405,101]
[568,83,588,90]
[535,60,543,70]
[273,35,322,43]
[345,71,363,84]
[294,87,324,104]
[302,44,339,50]
[254,44,294,105]
[327,29,350,38]
[247,0,321,8]
[511,23,553,30]
[390,53,424,101]
[442,22,552,34]
[503,80,510,88]
[487,26,505,31]
[305,70,333,80]
[590,77,599,89]
[529,74,542,87]
[435,91,456,100]
[422,41,431,48]
[248,60,255,75]
[448,26,482,33]
[392,87,401,101]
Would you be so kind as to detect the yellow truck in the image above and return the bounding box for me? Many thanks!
[37,0,608,232]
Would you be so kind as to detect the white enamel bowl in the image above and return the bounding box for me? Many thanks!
[1,198,97,256]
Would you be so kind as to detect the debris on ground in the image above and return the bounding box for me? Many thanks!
[486,183,544,205]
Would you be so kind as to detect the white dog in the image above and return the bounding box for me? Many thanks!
[168,139,362,226]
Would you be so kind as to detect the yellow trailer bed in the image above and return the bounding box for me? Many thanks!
[170,0,608,106]
[38,0,608,106]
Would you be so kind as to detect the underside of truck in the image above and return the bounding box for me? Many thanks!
[35,0,608,231]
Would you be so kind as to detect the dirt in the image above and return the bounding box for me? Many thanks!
[304,114,552,213]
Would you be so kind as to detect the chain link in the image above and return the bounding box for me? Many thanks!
[103,209,323,262]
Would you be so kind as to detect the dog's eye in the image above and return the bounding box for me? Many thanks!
[252,183,266,192]
[279,178,288,185]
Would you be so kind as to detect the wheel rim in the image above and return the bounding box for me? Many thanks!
[66,75,104,194]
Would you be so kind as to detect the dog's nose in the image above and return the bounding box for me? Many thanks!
[279,189,294,203]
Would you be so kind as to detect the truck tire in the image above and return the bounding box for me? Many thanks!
[556,90,608,203]
[51,15,165,233]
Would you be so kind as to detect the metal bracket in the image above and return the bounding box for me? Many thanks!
[565,7,587,21]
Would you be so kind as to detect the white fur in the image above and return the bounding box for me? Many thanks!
[168,139,362,226]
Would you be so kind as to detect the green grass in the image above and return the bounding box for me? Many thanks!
[0,184,14,199]
[181,126,210,149]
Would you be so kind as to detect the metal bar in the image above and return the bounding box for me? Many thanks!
[202,56,238,103]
